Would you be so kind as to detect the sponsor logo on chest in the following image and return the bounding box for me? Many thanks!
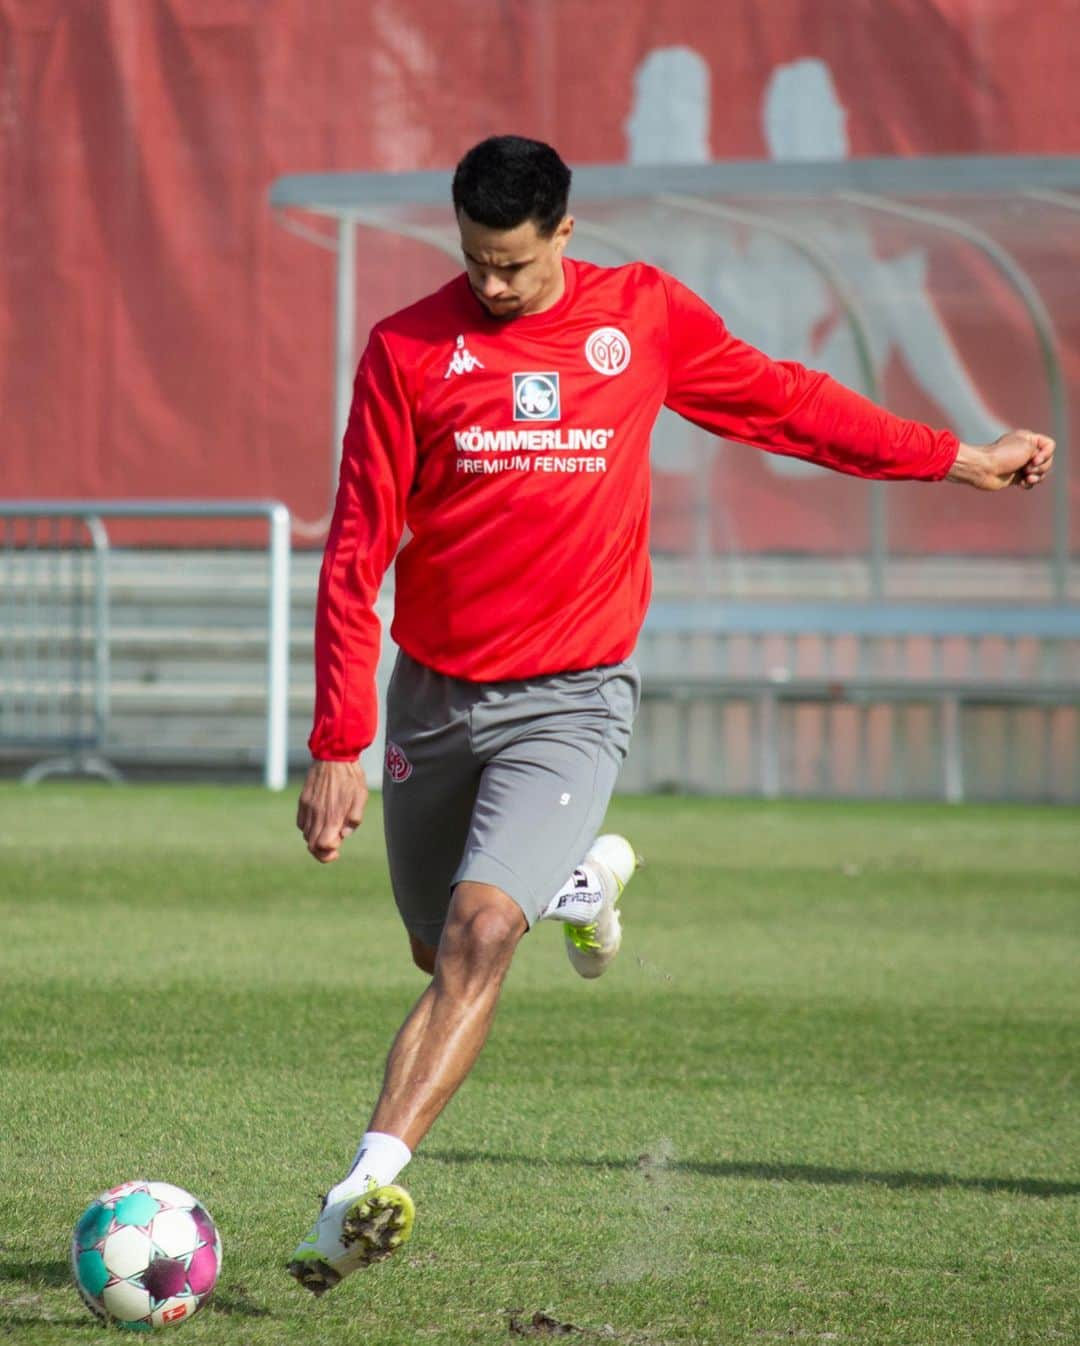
[437,324,633,475]
[513,372,560,421]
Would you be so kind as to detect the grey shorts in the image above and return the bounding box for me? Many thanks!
[381,651,640,947]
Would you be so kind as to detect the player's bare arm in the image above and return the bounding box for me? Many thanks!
[947,429,1055,491]
[296,759,368,863]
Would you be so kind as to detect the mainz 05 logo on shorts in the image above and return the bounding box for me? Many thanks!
[385,741,413,782]
[585,327,631,376]
[513,372,561,421]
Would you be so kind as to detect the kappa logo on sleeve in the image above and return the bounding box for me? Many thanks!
[585,327,631,376]
[385,741,413,782]
[513,372,561,421]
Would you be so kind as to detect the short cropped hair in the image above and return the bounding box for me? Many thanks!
[452,136,572,237]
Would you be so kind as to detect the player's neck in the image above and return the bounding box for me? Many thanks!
[527,258,568,316]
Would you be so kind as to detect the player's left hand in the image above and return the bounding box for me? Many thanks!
[950,430,1055,491]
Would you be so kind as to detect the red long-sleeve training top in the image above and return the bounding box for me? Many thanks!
[309,259,959,760]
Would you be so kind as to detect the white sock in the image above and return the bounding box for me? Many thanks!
[538,863,606,927]
[325,1131,412,1206]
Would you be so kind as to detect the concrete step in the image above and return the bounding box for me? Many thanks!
[2,625,313,654]
[4,547,1078,789]
[5,679,312,713]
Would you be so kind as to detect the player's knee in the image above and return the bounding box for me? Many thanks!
[442,883,525,967]
[409,934,437,975]
[460,904,522,955]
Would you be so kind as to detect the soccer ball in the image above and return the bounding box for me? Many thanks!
[70,1180,222,1329]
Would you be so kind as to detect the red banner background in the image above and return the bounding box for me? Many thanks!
[2,0,1076,554]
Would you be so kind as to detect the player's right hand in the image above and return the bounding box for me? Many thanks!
[950,430,1055,491]
[296,759,368,863]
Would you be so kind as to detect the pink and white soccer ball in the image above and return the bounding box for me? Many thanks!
[71,1180,222,1329]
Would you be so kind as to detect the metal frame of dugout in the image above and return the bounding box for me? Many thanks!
[269,154,1078,598]
[633,599,1080,802]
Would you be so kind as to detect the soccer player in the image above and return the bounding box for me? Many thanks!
[288,135,1054,1295]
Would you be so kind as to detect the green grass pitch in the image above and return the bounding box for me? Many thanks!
[0,783,1076,1344]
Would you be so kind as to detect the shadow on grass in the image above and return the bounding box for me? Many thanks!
[209,1284,270,1318]
[423,1150,1079,1199]
[0,1258,86,1330]
[0,1260,269,1323]
[0,1258,72,1289]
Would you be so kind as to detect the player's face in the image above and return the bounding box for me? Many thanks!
[457,211,574,319]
